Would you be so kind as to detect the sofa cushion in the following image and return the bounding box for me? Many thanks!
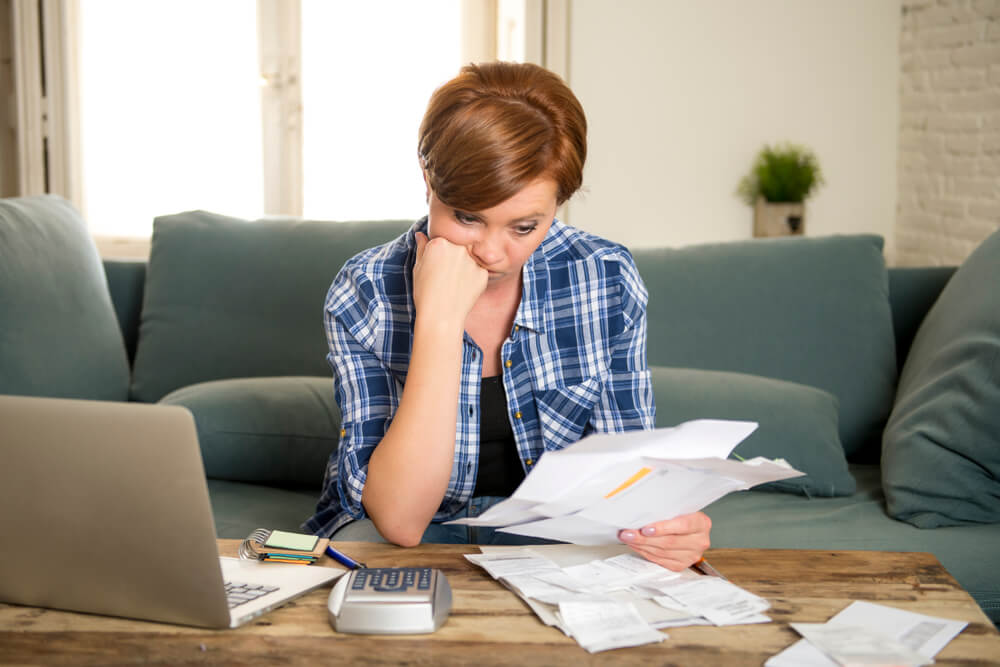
[651,366,855,497]
[0,195,130,401]
[130,211,411,402]
[882,228,1000,528]
[160,376,340,489]
[633,234,896,460]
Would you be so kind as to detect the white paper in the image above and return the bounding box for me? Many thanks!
[447,497,547,527]
[574,465,745,526]
[557,601,666,653]
[766,601,968,667]
[499,513,620,545]
[501,574,603,604]
[468,544,774,649]
[790,623,931,666]
[449,419,805,544]
[651,576,770,626]
[463,551,559,578]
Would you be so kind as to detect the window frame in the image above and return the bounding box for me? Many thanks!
[8,0,568,258]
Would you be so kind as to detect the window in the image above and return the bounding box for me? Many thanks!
[300,1,462,221]
[75,0,467,239]
[11,1,563,250]
[77,0,263,236]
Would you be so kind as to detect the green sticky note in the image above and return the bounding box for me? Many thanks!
[264,530,318,552]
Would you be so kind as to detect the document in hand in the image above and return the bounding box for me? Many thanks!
[446,419,804,544]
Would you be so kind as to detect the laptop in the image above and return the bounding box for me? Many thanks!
[0,394,343,628]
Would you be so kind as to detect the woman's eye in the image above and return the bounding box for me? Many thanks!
[516,225,538,236]
[455,211,477,224]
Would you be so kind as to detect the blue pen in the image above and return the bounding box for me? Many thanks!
[325,544,367,570]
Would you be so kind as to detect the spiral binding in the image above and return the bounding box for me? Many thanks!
[238,527,271,560]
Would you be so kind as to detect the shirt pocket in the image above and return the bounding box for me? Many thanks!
[534,377,603,450]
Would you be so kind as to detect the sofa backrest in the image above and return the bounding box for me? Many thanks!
[106,257,956,388]
[102,222,955,462]
[633,234,898,461]
[127,211,412,403]
[103,259,146,366]
[886,266,956,373]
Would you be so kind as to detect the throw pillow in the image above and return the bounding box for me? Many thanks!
[160,376,340,490]
[0,195,130,400]
[632,234,896,460]
[882,228,1000,528]
[651,366,855,496]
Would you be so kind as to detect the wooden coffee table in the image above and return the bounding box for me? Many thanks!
[1,541,998,665]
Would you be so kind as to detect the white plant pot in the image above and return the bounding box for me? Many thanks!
[753,198,805,238]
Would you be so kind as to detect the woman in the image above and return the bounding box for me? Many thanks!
[305,62,710,571]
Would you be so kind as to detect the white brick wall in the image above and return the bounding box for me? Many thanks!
[896,0,1000,266]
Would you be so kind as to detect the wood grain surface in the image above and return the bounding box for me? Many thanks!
[1,541,997,665]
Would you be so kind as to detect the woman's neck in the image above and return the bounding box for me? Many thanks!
[466,276,523,377]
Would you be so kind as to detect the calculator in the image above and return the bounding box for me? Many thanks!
[327,567,452,634]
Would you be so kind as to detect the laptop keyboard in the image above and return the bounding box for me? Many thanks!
[225,581,280,609]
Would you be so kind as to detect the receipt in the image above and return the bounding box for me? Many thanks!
[468,544,775,650]
[501,574,603,604]
[558,601,666,653]
[766,600,968,667]
[652,576,770,625]
[790,623,932,666]
[464,551,559,579]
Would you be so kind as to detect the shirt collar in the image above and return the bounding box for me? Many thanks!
[516,218,563,333]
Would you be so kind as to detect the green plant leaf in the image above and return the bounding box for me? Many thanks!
[737,143,824,204]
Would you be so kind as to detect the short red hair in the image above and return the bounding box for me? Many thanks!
[418,62,587,211]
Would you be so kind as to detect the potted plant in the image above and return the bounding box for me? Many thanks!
[738,143,824,237]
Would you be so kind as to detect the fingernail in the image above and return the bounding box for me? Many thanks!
[640,526,656,536]
[620,530,637,542]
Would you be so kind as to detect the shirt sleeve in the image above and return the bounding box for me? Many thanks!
[590,253,656,433]
[323,272,403,523]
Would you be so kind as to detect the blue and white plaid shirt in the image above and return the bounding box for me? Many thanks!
[304,217,654,537]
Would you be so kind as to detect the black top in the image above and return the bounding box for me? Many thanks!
[473,376,526,497]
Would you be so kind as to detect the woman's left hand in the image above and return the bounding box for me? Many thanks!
[618,512,712,571]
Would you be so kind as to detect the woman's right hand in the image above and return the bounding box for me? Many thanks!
[413,231,488,327]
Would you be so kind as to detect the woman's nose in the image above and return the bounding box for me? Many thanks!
[471,234,502,266]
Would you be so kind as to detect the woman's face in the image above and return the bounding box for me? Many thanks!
[426,177,558,290]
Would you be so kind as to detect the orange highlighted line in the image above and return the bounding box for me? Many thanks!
[605,466,653,498]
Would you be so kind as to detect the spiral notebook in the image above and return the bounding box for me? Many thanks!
[239,529,331,564]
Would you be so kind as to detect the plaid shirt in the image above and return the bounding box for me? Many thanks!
[304,218,654,537]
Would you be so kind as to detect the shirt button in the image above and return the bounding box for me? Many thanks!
[514,325,520,331]
[515,411,522,419]
[340,428,346,437]
[505,359,512,368]
[525,458,533,466]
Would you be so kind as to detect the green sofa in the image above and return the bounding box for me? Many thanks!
[2,195,998,624]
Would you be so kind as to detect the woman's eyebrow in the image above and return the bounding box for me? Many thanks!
[508,212,545,224]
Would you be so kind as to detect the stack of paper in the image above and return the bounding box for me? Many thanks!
[468,544,772,653]
[447,420,803,544]
[766,601,968,666]
[240,529,329,565]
